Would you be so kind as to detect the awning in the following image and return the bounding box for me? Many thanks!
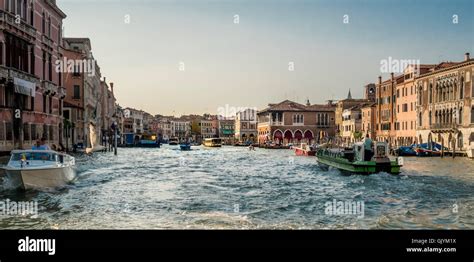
[13,77,36,97]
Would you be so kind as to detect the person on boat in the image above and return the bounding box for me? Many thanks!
[39,137,51,150]
[363,134,374,161]
[32,140,41,150]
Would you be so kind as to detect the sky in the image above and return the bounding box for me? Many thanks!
[57,0,474,116]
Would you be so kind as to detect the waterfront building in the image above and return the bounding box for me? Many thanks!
[341,105,363,145]
[171,119,190,139]
[394,64,436,146]
[257,100,336,145]
[62,37,103,148]
[234,108,257,144]
[335,90,370,140]
[416,52,474,153]
[375,73,400,145]
[156,116,172,141]
[0,0,67,153]
[62,39,85,148]
[124,107,144,141]
[218,117,234,145]
[200,115,217,139]
[99,79,116,142]
[361,103,376,139]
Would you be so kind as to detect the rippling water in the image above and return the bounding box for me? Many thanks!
[1,145,473,229]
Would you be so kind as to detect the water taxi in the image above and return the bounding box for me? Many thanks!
[169,137,179,145]
[138,133,161,148]
[203,138,222,147]
[316,141,403,175]
[1,150,76,190]
[294,143,317,156]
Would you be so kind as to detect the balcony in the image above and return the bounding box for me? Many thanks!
[42,80,58,95]
[431,123,457,132]
[270,121,284,126]
[0,10,36,39]
[0,65,39,84]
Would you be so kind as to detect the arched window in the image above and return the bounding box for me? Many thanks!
[459,108,463,124]
[42,11,45,33]
[418,112,422,127]
[29,1,33,26]
[429,83,432,103]
[460,77,464,99]
[418,86,423,104]
[429,111,432,125]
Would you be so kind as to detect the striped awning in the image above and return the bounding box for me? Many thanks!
[13,77,36,97]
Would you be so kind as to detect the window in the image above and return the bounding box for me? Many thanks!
[42,12,45,34]
[5,122,13,141]
[402,104,408,112]
[31,124,36,140]
[48,16,51,38]
[471,106,474,124]
[49,96,53,114]
[23,123,30,141]
[29,2,33,26]
[293,114,303,124]
[460,77,464,99]
[43,95,47,113]
[459,108,462,124]
[48,54,52,81]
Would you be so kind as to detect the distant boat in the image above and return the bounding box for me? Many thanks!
[169,137,179,145]
[414,142,446,157]
[137,133,161,148]
[294,143,317,156]
[394,145,417,156]
[203,138,222,147]
[316,141,403,175]
[1,150,76,190]
[180,143,191,151]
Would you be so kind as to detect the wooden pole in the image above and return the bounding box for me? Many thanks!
[441,138,444,158]
[453,138,456,159]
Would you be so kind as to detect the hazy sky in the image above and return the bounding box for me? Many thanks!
[58,0,474,116]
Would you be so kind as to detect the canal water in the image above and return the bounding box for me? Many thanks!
[0,146,473,229]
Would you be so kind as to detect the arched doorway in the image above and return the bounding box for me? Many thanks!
[249,134,255,143]
[304,130,314,144]
[241,134,247,143]
[294,130,303,143]
[284,130,293,145]
[273,130,283,145]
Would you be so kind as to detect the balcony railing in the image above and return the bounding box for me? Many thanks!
[0,65,39,84]
[431,123,457,130]
[0,10,36,38]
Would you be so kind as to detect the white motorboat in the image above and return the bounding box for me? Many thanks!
[1,150,76,190]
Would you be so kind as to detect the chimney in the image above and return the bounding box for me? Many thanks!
[378,76,382,85]
[391,72,394,80]
[465,52,470,61]
[110,82,114,94]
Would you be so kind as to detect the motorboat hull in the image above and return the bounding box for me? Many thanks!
[4,166,76,190]
[294,147,316,156]
[316,154,402,175]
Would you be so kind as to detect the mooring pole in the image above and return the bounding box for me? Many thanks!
[114,121,118,156]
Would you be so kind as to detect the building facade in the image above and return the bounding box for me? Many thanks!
[257,100,336,145]
[341,105,363,144]
[416,53,474,152]
[234,108,257,144]
[0,0,67,153]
